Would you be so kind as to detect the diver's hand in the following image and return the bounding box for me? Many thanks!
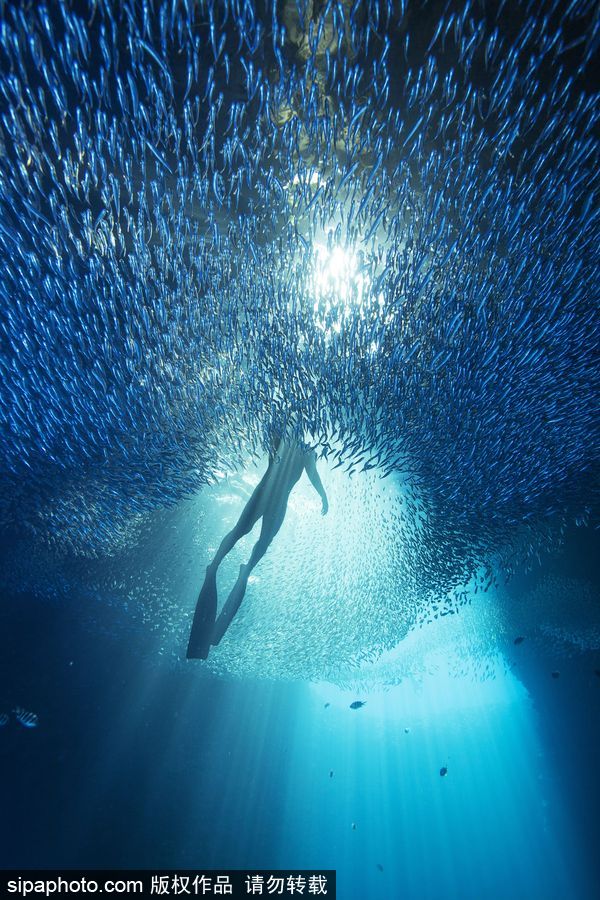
[321,499,329,516]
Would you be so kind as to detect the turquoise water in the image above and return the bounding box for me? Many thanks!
[1,510,599,898]
[1,0,599,894]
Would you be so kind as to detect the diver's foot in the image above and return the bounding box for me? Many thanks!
[211,565,249,646]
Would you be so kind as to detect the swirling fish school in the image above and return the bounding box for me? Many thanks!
[0,0,597,602]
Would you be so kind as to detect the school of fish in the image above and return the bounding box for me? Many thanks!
[0,0,598,613]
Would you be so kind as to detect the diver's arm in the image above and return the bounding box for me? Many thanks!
[305,453,329,515]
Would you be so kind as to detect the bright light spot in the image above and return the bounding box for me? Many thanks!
[311,243,371,338]
[310,244,388,347]
[312,243,366,307]
[292,170,324,187]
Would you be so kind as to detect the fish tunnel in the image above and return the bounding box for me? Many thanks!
[0,0,599,898]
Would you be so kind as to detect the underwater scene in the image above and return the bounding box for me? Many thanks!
[0,0,599,897]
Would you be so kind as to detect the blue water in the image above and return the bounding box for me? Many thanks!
[1,522,599,899]
[1,0,599,894]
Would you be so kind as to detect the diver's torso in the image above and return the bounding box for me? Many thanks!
[264,440,306,496]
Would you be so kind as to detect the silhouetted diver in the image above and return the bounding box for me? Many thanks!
[187,437,329,659]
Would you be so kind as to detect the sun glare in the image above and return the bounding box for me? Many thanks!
[311,242,370,336]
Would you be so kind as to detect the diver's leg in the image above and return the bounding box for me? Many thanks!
[211,502,288,646]
[210,487,266,569]
[187,487,265,659]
